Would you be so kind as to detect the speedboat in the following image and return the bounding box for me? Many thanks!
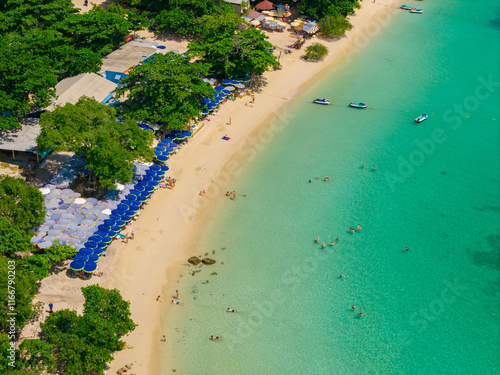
[410,9,424,13]
[349,102,367,108]
[313,98,330,105]
[414,114,428,123]
[400,5,414,10]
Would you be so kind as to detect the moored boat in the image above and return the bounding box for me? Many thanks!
[410,9,424,13]
[414,114,428,123]
[400,5,414,10]
[313,98,331,105]
[349,102,367,108]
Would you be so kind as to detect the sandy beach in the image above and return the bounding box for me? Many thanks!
[26,1,401,373]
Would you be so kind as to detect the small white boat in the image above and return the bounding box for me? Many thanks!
[410,9,424,14]
[414,114,428,123]
[400,5,414,10]
[349,102,367,108]
[313,98,331,105]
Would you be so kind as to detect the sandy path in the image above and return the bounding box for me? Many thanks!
[29,1,401,374]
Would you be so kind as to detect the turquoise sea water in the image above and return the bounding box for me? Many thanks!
[166,1,500,373]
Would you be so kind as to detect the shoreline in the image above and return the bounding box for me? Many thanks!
[26,1,401,374]
[154,1,401,373]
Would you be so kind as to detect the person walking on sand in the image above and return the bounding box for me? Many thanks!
[125,233,129,244]
[229,117,232,125]
[131,230,135,240]
[176,290,180,299]
[48,303,53,313]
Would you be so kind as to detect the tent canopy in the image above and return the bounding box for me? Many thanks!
[255,0,275,10]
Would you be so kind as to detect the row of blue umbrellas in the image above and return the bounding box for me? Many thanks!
[70,163,170,272]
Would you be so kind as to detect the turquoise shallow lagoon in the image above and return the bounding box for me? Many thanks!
[166,1,500,373]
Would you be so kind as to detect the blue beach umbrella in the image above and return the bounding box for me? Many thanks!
[74,253,89,262]
[93,230,109,238]
[78,248,93,256]
[84,241,99,249]
[116,219,127,227]
[133,185,145,192]
[150,165,161,172]
[202,109,209,114]
[214,86,225,93]
[83,261,98,273]
[88,254,100,263]
[70,260,85,271]
[116,203,129,211]
[128,203,141,212]
[100,235,113,244]
[235,76,250,82]
[154,149,164,157]
[156,154,169,163]
[87,235,103,243]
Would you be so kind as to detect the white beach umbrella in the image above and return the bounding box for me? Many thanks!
[75,198,86,205]
[101,208,112,215]
[39,187,51,195]
[116,183,125,191]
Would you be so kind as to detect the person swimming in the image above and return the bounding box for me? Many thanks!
[330,241,335,246]
[325,176,330,181]
[373,166,377,171]
[405,246,409,251]
[357,313,364,317]
[321,242,326,248]
[227,308,236,312]
[349,228,355,233]
[315,236,320,243]
[210,335,220,341]
[356,225,361,231]
[352,305,356,310]
[339,274,345,278]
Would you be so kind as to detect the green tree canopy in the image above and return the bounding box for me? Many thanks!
[0,33,58,130]
[41,286,136,375]
[305,43,329,60]
[188,28,279,78]
[37,97,154,189]
[318,13,353,37]
[0,1,139,130]
[0,217,32,256]
[298,0,359,19]
[116,53,214,130]
[17,339,56,374]
[0,176,45,234]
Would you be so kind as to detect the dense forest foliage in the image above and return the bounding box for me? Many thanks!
[0,0,139,130]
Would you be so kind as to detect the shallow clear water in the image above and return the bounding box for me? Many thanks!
[166,1,500,373]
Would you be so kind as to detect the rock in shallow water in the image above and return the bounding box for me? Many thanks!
[188,256,201,265]
[202,258,216,265]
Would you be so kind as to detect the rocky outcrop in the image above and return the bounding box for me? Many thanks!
[188,256,202,265]
[202,258,216,265]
